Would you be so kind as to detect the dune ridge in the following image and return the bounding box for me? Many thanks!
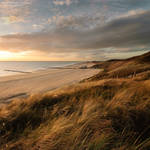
[1,52,150,149]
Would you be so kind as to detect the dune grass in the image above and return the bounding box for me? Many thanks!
[1,77,150,150]
[1,52,150,150]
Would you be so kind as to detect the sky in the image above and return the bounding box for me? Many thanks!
[0,0,150,61]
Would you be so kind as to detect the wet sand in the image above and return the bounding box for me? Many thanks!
[0,65,99,103]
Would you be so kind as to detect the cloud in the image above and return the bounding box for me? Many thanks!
[53,0,72,6]
[53,0,78,6]
[1,16,25,24]
[32,24,43,30]
[0,10,150,55]
[47,14,105,29]
[117,9,146,18]
[0,0,32,24]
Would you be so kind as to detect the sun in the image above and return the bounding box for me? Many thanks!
[0,51,14,60]
[0,51,29,61]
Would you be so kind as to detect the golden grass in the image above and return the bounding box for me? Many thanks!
[0,77,150,150]
[1,52,150,150]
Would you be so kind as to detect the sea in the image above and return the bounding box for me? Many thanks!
[0,61,79,77]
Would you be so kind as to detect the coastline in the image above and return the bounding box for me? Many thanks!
[0,61,80,77]
[0,62,99,104]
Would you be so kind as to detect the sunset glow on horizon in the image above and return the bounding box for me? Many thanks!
[0,0,150,61]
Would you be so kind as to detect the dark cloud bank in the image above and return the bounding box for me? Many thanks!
[1,10,150,54]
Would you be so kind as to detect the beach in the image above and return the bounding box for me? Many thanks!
[0,63,99,103]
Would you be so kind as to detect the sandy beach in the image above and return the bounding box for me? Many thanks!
[0,63,99,103]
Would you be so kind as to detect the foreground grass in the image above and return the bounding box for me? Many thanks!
[1,77,150,150]
[1,52,150,150]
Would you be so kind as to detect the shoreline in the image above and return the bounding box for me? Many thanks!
[0,61,82,78]
[0,61,92,78]
[0,62,100,104]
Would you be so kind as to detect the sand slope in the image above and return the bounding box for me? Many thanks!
[0,68,99,103]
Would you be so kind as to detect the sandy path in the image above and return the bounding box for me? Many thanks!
[0,68,99,103]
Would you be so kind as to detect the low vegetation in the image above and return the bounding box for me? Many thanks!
[1,52,150,150]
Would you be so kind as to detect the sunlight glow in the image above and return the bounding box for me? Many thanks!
[0,51,13,60]
[0,51,31,61]
[0,50,83,61]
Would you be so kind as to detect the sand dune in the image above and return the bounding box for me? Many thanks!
[0,67,99,103]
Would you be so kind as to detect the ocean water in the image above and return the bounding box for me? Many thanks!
[0,61,79,77]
